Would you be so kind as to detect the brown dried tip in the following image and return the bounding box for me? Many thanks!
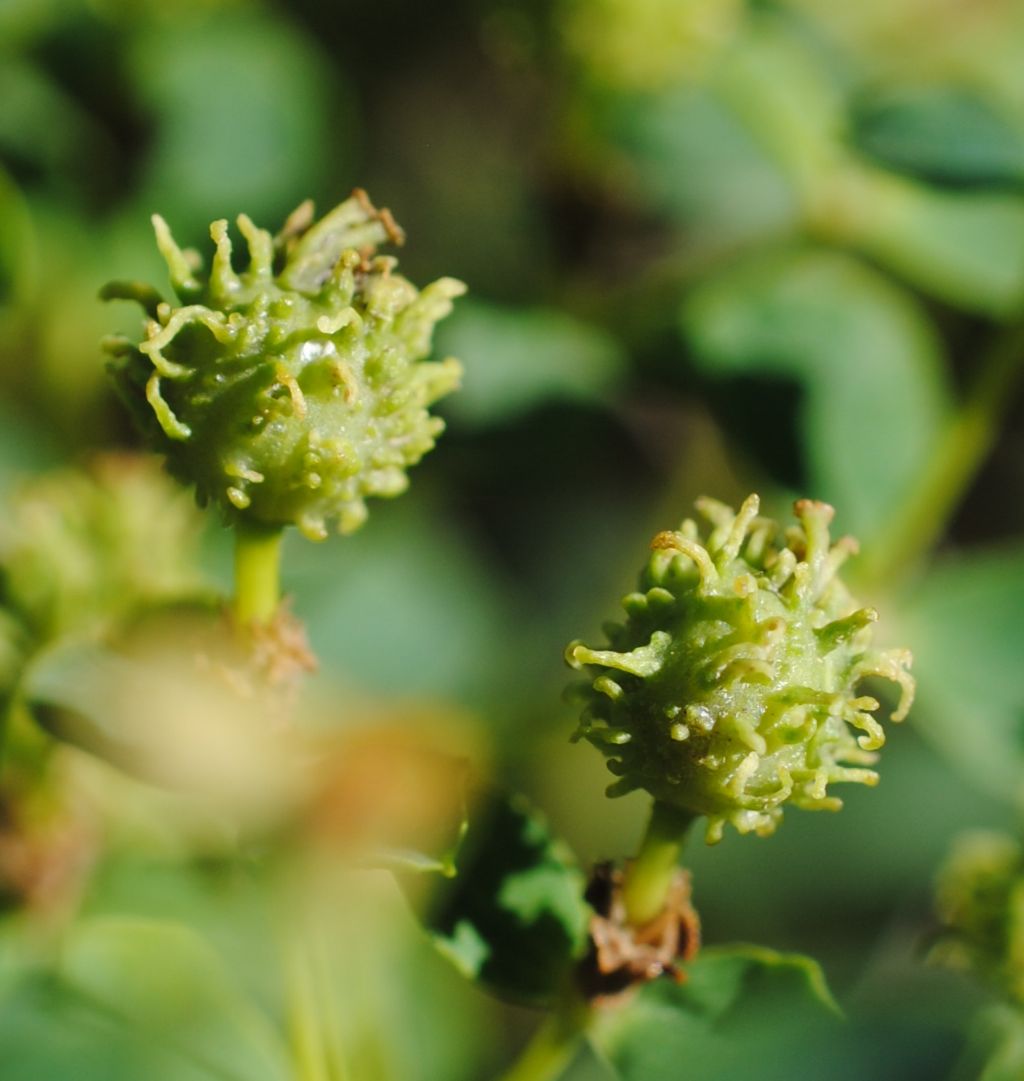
[352,187,406,247]
[579,862,700,1005]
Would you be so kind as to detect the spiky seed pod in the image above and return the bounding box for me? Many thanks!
[934,832,1024,1004]
[566,495,915,843]
[101,191,465,539]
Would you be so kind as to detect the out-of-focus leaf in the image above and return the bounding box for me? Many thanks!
[950,1002,1024,1081]
[851,87,1024,188]
[592,945,840,1081]
[682,247,951,540]
[892,546,1024,805]
[413,789,590,1007]
[437,300,624,427]
[596,85,798,245]
[711,24,841,199]
[287,495,510,707]
[20,606,302,825]
[0,59,102,180]
[59,916,291,1081]
[129,10,341,228]
[0,974,213,1081]
[830,168,1024,316]
[311,731,471,878]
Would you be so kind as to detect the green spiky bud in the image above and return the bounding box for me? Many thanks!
[101,191,465,539]
[566,495,914,843]
[934,832,1024,1004]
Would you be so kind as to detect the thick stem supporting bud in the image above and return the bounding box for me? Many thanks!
[623,801,697,927]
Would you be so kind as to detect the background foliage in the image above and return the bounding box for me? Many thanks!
[1,0,1023,1078]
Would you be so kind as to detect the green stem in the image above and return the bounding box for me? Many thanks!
[233,525,284,625]
[857,322,1024,588]
[495,996,590,1081]
[622,801,696,928]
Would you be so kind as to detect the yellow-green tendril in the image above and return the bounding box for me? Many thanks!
[566,495,915,843]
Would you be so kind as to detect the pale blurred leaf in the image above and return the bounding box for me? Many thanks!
[438,300,624,427]
[286,496,510,706]
[129,11,341,228]
[60,916,291,1081]
[682,247,952,540]
[597,85,798,245]
[893,546,1024,805]
[837,170,1024,316]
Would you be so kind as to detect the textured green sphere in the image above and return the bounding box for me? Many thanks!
[102,192,464,539]
[566,495,915,842]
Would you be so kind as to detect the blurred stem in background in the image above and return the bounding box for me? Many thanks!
[496,994,590,1081]
[860,322,1024,588]
[284,920,349,1081]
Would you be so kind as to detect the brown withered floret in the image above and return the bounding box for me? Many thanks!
[579,861,700,1004]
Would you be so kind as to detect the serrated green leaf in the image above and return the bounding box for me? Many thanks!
[59,916,291,1081]
[892,546,1024,805]
[851,86,1024,188]
[682,247,952,540]
[593,945,840,1081]
[437,301,624,427]
[412,789,590,1007]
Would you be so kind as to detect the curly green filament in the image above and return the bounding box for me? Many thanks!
[233,525,284,626]
[623,802,696,927]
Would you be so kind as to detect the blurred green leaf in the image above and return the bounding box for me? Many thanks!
[712,23,841,199]
[949,1002,1024,1081]
[0,974,213,1081]
[286,496,511,706]
[832,169,1024,316]
[60,916,291,1081]
[893,545,1024,806]
[0,59,102,181]
[592,945,840,1081]
[851,87,1024,188]
[597,85,798,245]
[414,789,590,1007]
[438,300,624,427]
[129,10,342,228]
[682,247,951,540]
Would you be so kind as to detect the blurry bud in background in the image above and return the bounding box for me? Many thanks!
[934,831,1024,1005]
[0,455,209,643]
[560,0,743,91]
